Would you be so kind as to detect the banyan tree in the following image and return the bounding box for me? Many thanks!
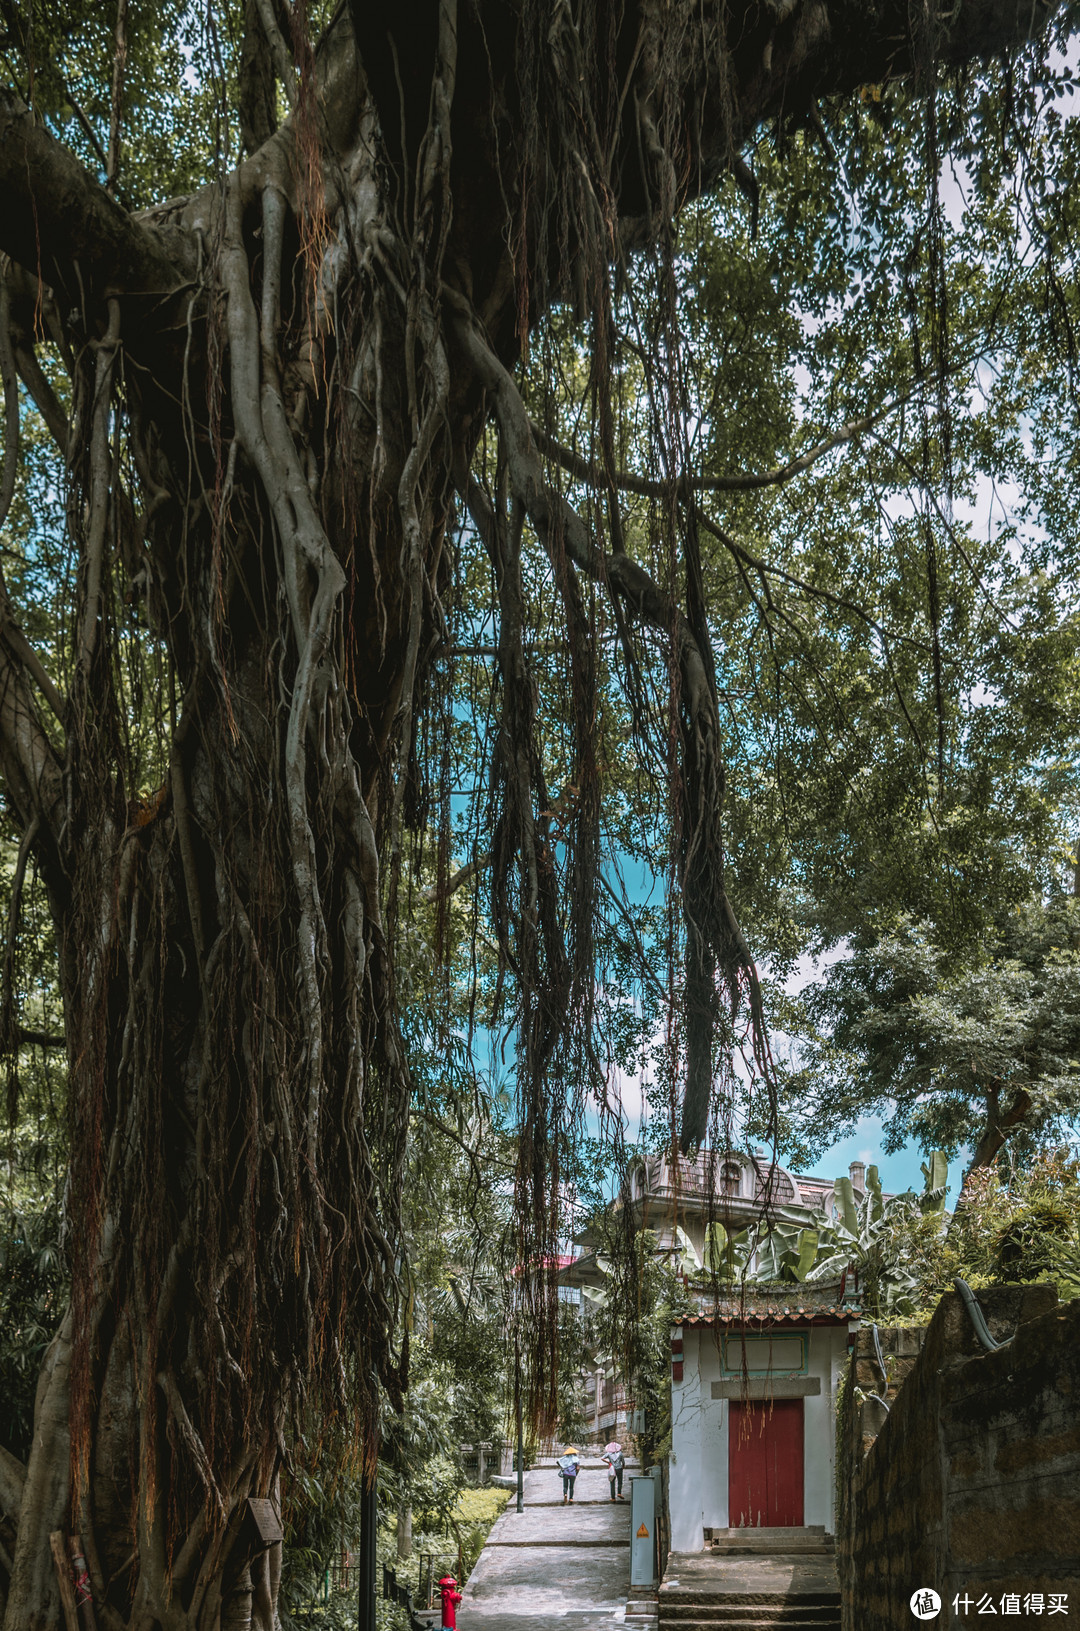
[0,0,1067,1624]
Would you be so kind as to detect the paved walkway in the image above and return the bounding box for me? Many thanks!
[460,1460,637,1631]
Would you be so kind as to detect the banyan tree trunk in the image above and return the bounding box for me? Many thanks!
[1,35,437,1622]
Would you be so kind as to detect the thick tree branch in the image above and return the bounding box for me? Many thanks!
[0,285,67,727]
[10,333,69,458]
[421,855,487,904]
[11,1025,65,1048]
[1,0,1053,355]
[970,1079,1032,1170]
[531,395,909,499]
[949,1080,1033,1235]
[0,89,189,304]
[0,640,64,846]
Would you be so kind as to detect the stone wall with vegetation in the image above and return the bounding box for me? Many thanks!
[837,1285,1080,1630]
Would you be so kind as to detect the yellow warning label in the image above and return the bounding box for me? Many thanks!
[636,1523,650,1538]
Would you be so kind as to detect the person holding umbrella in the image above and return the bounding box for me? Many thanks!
[602,1441,625,1501]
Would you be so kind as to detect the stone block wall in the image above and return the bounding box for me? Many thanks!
[837,1285,1079,1629]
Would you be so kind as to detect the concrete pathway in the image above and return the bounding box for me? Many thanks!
[460,1459,640,1631]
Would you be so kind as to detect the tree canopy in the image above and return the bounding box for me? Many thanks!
[2,0,1080,1626]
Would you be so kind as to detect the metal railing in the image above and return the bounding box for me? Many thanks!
[382,1564,434,1631]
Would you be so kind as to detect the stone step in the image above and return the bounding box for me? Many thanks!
[661,1615,840,1623]
[703,1530,833,1554]
[525,1497,631,1506]
[705,1546,834,1557]
[660,1617,839,1628]
[659,1606,840,1624]
[660,1588,841,1599]
[531,1467,642,1480]
[659,1621,839,1631]
[659,1598,848,1611]
[706,1528,826,1537]
[660,1598,840,1618]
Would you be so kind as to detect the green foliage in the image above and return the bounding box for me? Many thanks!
[664,1156,950,1315]
[2,0,335,205]
[676,1216,821,1286]
[504,49,1080,1176]
[447,1486,510,1581]
[994,1198,1075,1282]
[850,1146,1080,1319]
[279,1455,369,1631]
[787,901,1080,1168]
[762,1155,953,1318]
[955,1147,1080,1301]
[279,1429,510,1628]
[0,1202,66,1460]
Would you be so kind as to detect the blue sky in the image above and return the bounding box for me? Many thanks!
[803,1120,965,1203]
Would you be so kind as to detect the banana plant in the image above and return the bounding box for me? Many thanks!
[703,1221,757,1279]
[796,1153,950,1315]
[667,1153,948,1307]
[779,1228,821,1283]
[672,1221,755,1280]
[675,1219,820,1285]
[921,1150,949,1212]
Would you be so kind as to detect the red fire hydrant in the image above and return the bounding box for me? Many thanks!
[439,1574,462,1630]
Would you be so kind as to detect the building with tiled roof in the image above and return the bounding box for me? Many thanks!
[561,1148,875,1295]
[669,1281,859,1549]
[559,1148,875,1541]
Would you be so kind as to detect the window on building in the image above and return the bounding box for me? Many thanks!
[720,1161,742,1195]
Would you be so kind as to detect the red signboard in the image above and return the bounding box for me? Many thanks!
[727,1399,804,1528]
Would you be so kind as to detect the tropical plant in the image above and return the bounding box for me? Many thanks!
[672,1218,815,1285]
[792,1159,948,1317]
[666,1155,949,1313]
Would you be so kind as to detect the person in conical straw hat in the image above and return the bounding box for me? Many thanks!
[602,1441,625,1501]
[555,1445,580,1503]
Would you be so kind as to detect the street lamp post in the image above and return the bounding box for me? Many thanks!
[515,1340,524,1514]
[358,1472,377,1631]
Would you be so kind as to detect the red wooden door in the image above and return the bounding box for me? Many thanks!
[728,1400,804,1527]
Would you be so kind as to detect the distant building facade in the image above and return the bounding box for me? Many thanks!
[560,1148,869,1531]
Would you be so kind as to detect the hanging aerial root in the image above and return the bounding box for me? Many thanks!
[448,289,776,1153]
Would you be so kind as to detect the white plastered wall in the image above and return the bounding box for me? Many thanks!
[802,1325,851,1531]
[668,1327,706,1552]
[668,1323,853,1549]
